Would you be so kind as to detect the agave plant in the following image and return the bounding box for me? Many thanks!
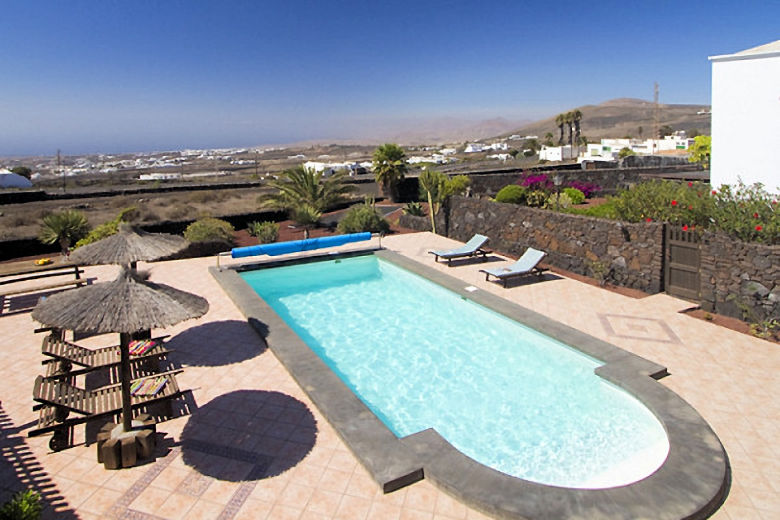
[38,209,91,255]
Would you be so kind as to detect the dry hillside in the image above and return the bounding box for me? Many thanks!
[504,98,711,141]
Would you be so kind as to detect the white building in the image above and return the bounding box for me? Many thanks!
[139,173,182,181]
[709,40,780,189]
[464,143,485,153]
[539,145,576,162]
[578,135,693,163]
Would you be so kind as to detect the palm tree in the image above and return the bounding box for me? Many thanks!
[257,165,355,238]
[543,132,554,146]
[372,143,407,202]
[38,209,91,255]
[565,111,575,147]
[555,114,565,145]
[571,110,583,145]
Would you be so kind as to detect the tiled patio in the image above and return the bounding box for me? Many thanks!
[0,231,777,519]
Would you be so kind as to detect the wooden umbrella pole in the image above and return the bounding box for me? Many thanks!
[120,332,133,432]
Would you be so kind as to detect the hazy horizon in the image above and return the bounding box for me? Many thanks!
[2,1,778,156]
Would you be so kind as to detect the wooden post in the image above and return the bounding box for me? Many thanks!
[120,332,133,432]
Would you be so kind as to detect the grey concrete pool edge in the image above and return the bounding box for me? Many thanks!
[209,250,730,520]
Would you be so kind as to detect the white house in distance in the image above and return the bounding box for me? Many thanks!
[578,134,693,163]
[538,145,576,162]
[709,39,780,189]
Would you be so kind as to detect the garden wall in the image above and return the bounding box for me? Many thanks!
[444,196,665,293]
[700,233,780,321]
[465,166,702,198]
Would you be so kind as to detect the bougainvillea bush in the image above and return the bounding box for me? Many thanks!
[609,180,778,243]
[565,180,601,198]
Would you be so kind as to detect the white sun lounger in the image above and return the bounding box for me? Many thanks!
[429,234,491,266]
[479,247,548,287]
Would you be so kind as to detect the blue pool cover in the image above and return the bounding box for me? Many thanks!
[231,232,372,258]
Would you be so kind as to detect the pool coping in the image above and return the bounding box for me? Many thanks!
[210,248,730,520]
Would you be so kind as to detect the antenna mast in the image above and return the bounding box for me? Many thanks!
[653,82,659,154]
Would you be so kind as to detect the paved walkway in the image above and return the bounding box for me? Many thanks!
[0,232,777,519]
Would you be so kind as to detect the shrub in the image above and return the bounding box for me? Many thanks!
[517,173,553,192]
[337,203,390,234]
[38,209,91,253]
[403,201,425,216]
[495,185,527,204]
[562,187,585,205]
[248,221,279,243]
[544,192,574,210]
[618,147,635,158]
[611,180,714,227]
[74,207,138,248]
[566,180,601,198]
[184,217,235,244]
[526,190,547,207]
[0,490,42,520]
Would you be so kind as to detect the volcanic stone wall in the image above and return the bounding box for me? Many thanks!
[700,232,780,321]
[442,196,664,293]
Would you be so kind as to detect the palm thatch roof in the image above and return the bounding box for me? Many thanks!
[68,224,188,266]
[32,267,209,334]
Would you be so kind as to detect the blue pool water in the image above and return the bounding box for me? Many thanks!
[241,255,669,488]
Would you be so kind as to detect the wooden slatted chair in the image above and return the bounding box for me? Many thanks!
[41,335,170,380]
[29,370,186,451]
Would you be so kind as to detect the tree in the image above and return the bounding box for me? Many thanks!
[571,110,583,145]
[658,125,674,138]
[689,128,700,138]
[10,166,32,179]
[543,132,554,146]
[564,111,574,147]
[372,143,407,202]
[257,165,355,238]
[688,135,711,168]
[555,114,565,145]
[637,126,644,138]
[38,209,91,255]
[618,147,636,158]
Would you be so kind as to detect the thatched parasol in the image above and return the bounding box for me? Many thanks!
[33,267,208,432]
[68,223,188,267]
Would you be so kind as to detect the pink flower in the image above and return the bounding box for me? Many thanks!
[756,225,763,231]
[682,225,689,231]
[645,217,652,222]
[688,182,693,187]
[671,200,678,206]
[712,190,717,195]
[753,212,759,218]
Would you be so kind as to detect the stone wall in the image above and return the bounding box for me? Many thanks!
[398,213,432,232]
[700,232,780,321]
[466,167,701,198]
[445,196,664,293]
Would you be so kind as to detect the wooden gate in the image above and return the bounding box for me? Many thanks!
[664,225,701,300]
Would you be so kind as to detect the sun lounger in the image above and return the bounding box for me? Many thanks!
[479,248,548,287]
[41,334,170,380]
[429,234,491,266]
[29,370,186,451]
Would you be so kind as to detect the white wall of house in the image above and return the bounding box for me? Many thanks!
[710,40,780,190]
[539,145,575,162]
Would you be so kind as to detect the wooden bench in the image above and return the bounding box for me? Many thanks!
[0,263,85,298]
[29,370,187,451]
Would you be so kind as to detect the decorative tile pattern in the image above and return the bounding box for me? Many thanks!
[598,313,682,344]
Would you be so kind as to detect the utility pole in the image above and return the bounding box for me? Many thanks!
[653,82,659,154]
[58,149,65,193]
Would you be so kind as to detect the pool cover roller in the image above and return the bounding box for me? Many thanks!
[231,232,372,258]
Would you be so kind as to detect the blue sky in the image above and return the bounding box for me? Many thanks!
[1,0,778,156]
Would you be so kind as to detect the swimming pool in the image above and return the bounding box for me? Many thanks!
[215,248,728,518]
[240,254,669,488]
